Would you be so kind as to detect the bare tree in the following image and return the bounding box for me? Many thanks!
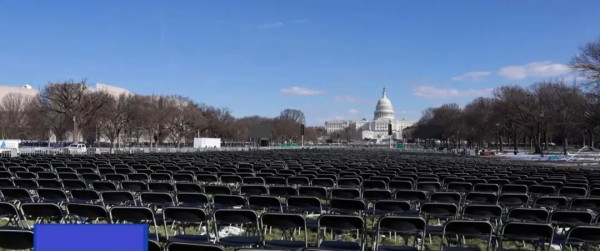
[0,93,31,138]
[278,109,306,124]
[98,94,135,152]
[534,81,586,155]
[571,39,600,95]
[39,80,111,143]
[462,97,494,149]
[163,96,203,147]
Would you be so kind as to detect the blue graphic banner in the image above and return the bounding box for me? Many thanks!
[35,224,148,251]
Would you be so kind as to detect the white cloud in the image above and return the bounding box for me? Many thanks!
[280,86,323,95]
[396,110,418,115]
[334,95,359,103]
[257,22,284,29]
[347,109,359,114]
[292,19,309,24]
[413,86,493,99]
[451,71,492,82]
[498,61,571,80]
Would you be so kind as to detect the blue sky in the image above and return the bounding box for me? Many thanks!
[1,1,599,125]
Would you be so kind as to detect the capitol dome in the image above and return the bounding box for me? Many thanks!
[374,88,395,120]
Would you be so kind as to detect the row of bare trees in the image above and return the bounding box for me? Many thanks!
[412,38,600,155]
[0,81,319,149]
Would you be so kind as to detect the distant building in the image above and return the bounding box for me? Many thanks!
[324,88,415,142]
[95,83,132,97]
[0,84,39,101]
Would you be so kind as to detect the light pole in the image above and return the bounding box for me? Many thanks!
[540,111,544,157]
[495,123,500,152]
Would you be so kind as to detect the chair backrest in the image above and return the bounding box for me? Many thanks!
[420,202,457,220]
[377,216,425,233]
[298,186,328,199]
[507,208,549,223]
[500,222,554,251]
[373,200,411,215]
[570,198,600,211]
[240,185,268,196]
[163,207,207,234]
[287,196,322,214]
[443,220,493,250]
[268,186,297,197]
[331,188,361,199]
[549,210,593,227]
[375,216,425,251]
[140,192,175,208]
[212,209,260,243]
[395,190,427,203]
[21,202,64,224]
[101,191,136,206]
[0,202,23,227]
[430,192,462,205]
[497,193,529,207]
[329,198,366,215]
[465,192,497,205]
[166,242,225,251]
[212,194,246,209]
[261,213,308,248]
[565,226,600,246]
[66,203,109,222]
[0,228,34,250]
[248,196,283,212]
[462,204,502,221]
[534,196,568,209]
[109,206,160,240]
[317,214,365,250]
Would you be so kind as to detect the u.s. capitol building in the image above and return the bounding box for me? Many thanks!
[325,88,415,141]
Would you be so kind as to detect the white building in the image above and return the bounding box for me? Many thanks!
[324,88,415,141]
[95,83,132,97]
[0,84,40,101]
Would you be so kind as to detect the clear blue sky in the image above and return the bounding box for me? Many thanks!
[1,1,599,125]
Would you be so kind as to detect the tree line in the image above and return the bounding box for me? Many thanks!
[412,38,600,155]
[0,80,321,149]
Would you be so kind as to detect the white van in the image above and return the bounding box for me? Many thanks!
[66,143,87,154]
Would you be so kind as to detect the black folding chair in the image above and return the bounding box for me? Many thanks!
[329,198,366,216]
[166,242,225,251]
[462,204,502,224]
[70,189,101,204]
[213,209,262,248]
[21,202,64,226]
[101,191,137,206]
[66,203,109,223]
[261,213,308,250]
[498,222,554,251]
[140,192,176,210]
[0,228,34,250]
[163,207,210,244]
[247,196,283,212]
[176,192,209,208]
[441,220,493,251]
[533,196,568,210]
[0,202,25,228]
[37,188,69,204]
[213,194,246,210]
[563,226,600,251]
[109,206,163,241]
[1,188,34,203]
[374,216,426,251]
[506,208,549,223]
[317,214,365,251]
